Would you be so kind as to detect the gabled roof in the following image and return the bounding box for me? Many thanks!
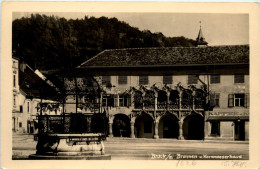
[78,45,249,68]
[19,64,60,100]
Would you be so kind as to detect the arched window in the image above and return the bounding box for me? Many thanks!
[169,90,179,109]
[143,91,155,109]
[195,89,205,109]
[157,91,167,109]
[134,91,143,109]
[182,89,192,109]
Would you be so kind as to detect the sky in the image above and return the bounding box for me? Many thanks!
[13,12,249,46]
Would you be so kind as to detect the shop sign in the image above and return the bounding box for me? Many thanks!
[209,111,249,116]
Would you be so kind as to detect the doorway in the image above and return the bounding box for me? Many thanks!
[234,120,245,141]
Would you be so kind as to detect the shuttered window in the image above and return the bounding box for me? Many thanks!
[118,76,127,85]
[228,94,234,107]
[102,76,111,85]
[234,74,244,83]
[245,93,249,108]
[163,75,172,84]
[13,75,16,87]
[228,94,247,107]
[188,74,198,84]
[114,95,118,107]
[210,74,220,84]
[102,95,114,107]
[234,94,245,107]
[210,93,220,107]
[139,75,148,85]
[119,94,131,107]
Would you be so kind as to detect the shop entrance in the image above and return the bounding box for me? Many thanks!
[234,121,245,141]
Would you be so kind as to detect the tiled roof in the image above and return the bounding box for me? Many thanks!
[79,45,249,68]
[19,65,60,99]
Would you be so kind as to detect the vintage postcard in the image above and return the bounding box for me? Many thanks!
[1,2,260,169]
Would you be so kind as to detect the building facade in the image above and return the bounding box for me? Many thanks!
[12,60,62,133]
[77,44,249,141]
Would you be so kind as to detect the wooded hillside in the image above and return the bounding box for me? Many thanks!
[12,14,196,70]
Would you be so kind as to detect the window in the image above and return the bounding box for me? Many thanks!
[211,121,220,136]
[234,94,245,107]
[210,93,220,107]
[13,75,16,87]
[102,76,111,85]
[188,74,198,84]
[228,94,247,107]
[234,74,244,83]
[163,75,172,84]
[118,76,127,85]
[210,74,220,84]
[102,95,114,107]
[144,121,152,133]
[119,94,131,107]
[19,122,22,128]
[13,95,16,106]
[27,102,30,112]
[20,106,23,113]
[139,75,148,85]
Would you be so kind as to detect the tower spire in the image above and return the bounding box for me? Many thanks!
[196,21,208,47]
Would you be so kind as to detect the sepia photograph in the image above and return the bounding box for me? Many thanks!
[1,2,260,169]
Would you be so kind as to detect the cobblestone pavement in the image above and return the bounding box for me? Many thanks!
[12,133,249,160]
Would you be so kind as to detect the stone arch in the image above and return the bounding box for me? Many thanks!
[183,112,204,140]
[112,113,131,137]
[158,112,179,139]
[135,111,154,138]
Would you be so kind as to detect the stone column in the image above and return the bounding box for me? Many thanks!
[142,93,145,110]
[178,118,184,140]
[179,91,182,110]
[130,120,135,138]
[166,92,170,110]
[204,111,209,139]
[192,91,196,110]
[154,92,158,110]
[131,92,135,108]
[108,116,114,138]
[100,92,103,113]
[154,120,159,139]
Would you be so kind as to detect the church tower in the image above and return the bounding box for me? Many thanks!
[195,22,208,47]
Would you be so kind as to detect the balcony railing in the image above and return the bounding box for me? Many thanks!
[195,104,204,109]
[168,104,179,110]
[144,103,154,109]
[133,102,203,110]
[157,103,167,110]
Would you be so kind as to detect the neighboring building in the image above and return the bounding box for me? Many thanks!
[12,57,21,132]
[12,61,62,133]
[77,29,249,141]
